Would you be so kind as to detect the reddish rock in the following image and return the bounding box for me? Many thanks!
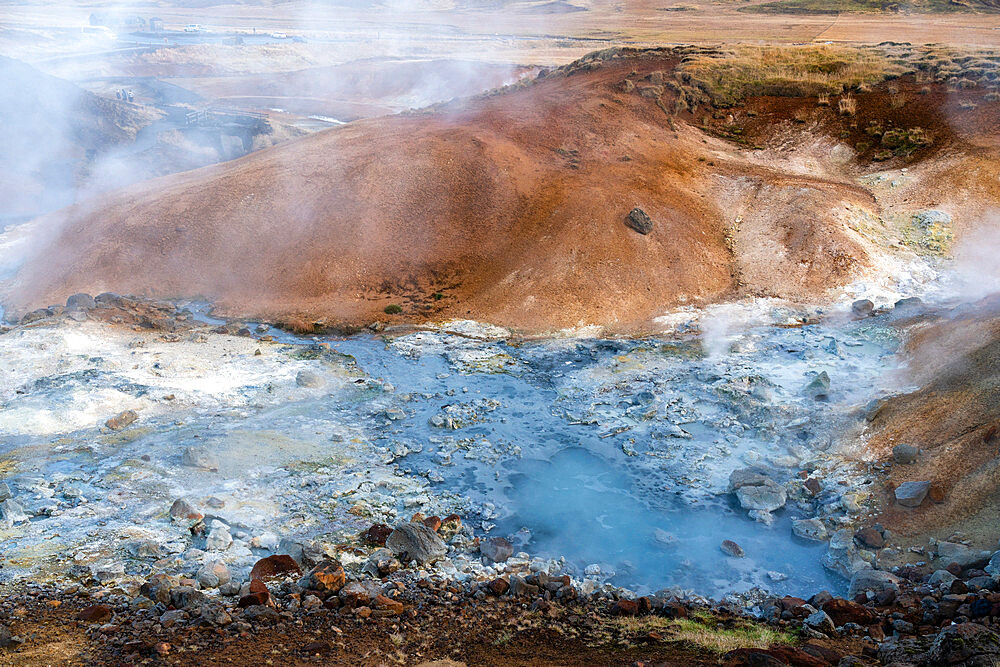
[339,582,372,607]
[636,597,653,614]
[854,527,885,549]
[868,623,886,642]
[723,647,826,667]
[611,599,639,616]
[804,478,822,495]
[662,601,688,619]
[374,594,404,616]
[153,643,170,657]
[301,640,332,654]
[304,560,346,594]
[440,514,462,538]
[486,578,510,596]
[77,604,112,623]
[363,523,392,546]
[780,596,808,611]
[238,591,270,608]
[422,515,442,532]
[822,598,878,626]
[355,606,372,619]
[929,482,947,503]
[250,554,301,581]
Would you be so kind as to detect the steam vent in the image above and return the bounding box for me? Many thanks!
[4,3,1000,665]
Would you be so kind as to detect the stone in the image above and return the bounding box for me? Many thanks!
[301,560,346,595]
[926,623,1000,665]
[201,604,232,626]
[804,371,831,400]
[894,480,931,507]
[205,522,232,550]
[894,296,924,312]
[0,482,10,502]
[296,370,324,388]
[851,299,874,317]
[196,560,231,589]
[181,446,219,471]
[0,498,29,526]
[105,410,138,431]
[792,518,829,542]
[611,599,639,616]
[77,604,112,623]
[171,586,207,610]
[374,594,403,616]
[736,483,787,513]
[251,554,302,581]
[848,569,900,599]
[169,498,203,523]
[386,522,447,564]
[66,293,96,310]
[928,482,947,503]
[486,578,510,596]
[0,623,17,648]
[892,443,919,464]
[339,582,374,607]
[159,609,188,627]
[439,514,462,539]
[481,537,514,563]
[821,598,877,626]
[805,610,836,635]
[720,539,745,558]
[937,541,992,568]
[803,478,821,495]
[929,569,958,588]
[363,523,392,546]
[853,527,884,549]
[985,551,1000,577]
[625,208,653,235]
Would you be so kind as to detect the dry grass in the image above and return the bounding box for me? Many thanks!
[675,44,900,107]
[839,93,858,115]
[608,613,797,655]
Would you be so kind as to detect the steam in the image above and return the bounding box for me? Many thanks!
[949,214,1000,302]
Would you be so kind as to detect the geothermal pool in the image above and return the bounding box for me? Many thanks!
[0,301,906,599]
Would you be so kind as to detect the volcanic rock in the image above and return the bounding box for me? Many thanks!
[625,207,653,234]
[848,569,900,599]
[792,518,828,542]
[386,522,447,564]
[892,443,919,464]
[720,539,745,558]
[853,527,885,549]
[301,560,346,595]
[251,554,302,581]
[804,371,831,400]
[894,480,931,507]
[363,523,393,546]
[821,598,877,626]
[851,299,874,316]
[480,536,514,563]
[169,498,203,523]
[105,410,138,431]
[937,541,991,568]
[196,560,231,589]
[804,610,836,635]
[77,604,112,623]
[927,623,1000,665]
[736,482,787,514]
[66,293,96,310]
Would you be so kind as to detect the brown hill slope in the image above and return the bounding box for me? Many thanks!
[7,46,1000,332]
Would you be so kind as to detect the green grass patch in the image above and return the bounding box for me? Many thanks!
[608,613,797,654]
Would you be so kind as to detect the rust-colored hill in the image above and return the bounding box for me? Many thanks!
[7,47,1000,332]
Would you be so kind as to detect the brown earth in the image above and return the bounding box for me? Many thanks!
[865,296,1000,548]
[7,47,1000,333]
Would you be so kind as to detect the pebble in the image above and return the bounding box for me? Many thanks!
[720,539,745,558]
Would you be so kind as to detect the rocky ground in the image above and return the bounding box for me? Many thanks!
[3,292,1000,665]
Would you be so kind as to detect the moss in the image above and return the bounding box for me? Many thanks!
[384,304,403,315]
[606,613,797,654]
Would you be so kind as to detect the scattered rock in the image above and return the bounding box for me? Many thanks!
[804,371,831,400]
[720,539,745,558]
[625,207,653,235]
[205,521,232,550]
[77,604,112,624]
[804,610,836,635]
[927,623,1000,665]
[736,482,787,514]
[301,560,346,595]
[66,293,96,310]
[169,498,203,523]
[386,522,447,564]
[853,527,885,550]
[792,518,828,542]
[892,443,919,464]
[480,537,514,563]
[851,299,874,317]
[0,623,18,648]
[251,554,302,581]
[105,410,138,431]
[0,499,29,527]
[894,480,931,507]
[181,446,219,472]
[848,569,900,599]
[196,560,231,589]
[821,598,877,626]
[937,541,991,568]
